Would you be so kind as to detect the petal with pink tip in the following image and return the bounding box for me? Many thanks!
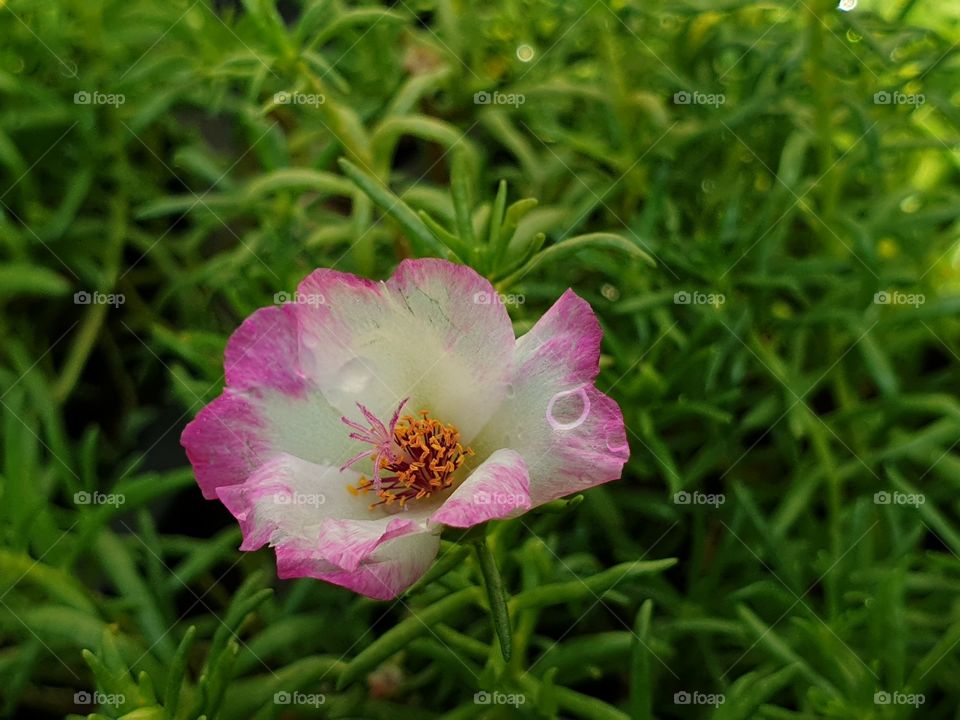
[216,452,439,599]
[275,530,440,600]
[182,391,268,500]
[472,290,629,505]
[430,449,531,528]
[182,301,356,499]
[293,259,515,443]
[224,304,306,396]
[314,515,426,572]
[216,453,366,550]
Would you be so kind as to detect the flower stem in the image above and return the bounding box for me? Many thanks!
[473,536,512,663]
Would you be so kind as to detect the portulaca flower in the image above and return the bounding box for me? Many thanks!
[181,259,629,599]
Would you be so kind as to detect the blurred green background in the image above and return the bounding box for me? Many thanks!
[1,0,959,717]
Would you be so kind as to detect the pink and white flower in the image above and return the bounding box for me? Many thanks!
[181,259,629,599]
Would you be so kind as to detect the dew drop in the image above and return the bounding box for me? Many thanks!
[899,195,921,214]
[516,44,535,63]
[547,386,591,431]
[326,357,377,409]
[601,284,620,302]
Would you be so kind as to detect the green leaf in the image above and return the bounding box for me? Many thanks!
[499,232,655,286]
[337,158,446,257]
[0,264,71,298]
[511,559,677,611]
[337,587,481,690]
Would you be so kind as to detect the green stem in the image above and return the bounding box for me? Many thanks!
[474,537,512,663]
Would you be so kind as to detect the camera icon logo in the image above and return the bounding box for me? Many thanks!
[874,491,891,505]
[74,291,92,304]
[74,491,92,505]
[873,291,890,304]
[274,91,291,105]
[873,91,891,105]
[274,691,291,704]
[474,91,491,105]
[673,91,691,105]
[874,691,891,704]
[74,691,92,704]
[673,491,691,505]
[473,291,491,304]
[674,691,692,704]
[674,290,691,304]
[474,691,491,704]
[274,291,291,304]
[74,91,91,105]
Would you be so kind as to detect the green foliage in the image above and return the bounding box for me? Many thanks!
[1,0,959,718]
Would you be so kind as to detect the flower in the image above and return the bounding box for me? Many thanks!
[181,259,629,599]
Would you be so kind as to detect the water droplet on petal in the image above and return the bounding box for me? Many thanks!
[336,358,373,393]
[547,386,591,431]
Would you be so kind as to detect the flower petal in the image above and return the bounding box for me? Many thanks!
[314,515,425,572]
[430,449,531,528]
[275,531,440,600]
[181,305,355,499]
[217,452,439,599]
[215,453,358,549]
[472,290,629,505]
[294,258,515,442]
[224,304,306,395]
[182,392,268,500]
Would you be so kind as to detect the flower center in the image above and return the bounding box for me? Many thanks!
[340,399,474,510]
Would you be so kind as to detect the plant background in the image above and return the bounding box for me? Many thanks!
[1,0,959,718]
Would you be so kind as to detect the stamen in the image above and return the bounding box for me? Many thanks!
[340,401,473,511]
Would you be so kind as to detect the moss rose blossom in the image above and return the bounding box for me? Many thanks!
[181,259,628,599]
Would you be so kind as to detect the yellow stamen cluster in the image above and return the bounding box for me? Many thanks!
[348,410,474,510]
